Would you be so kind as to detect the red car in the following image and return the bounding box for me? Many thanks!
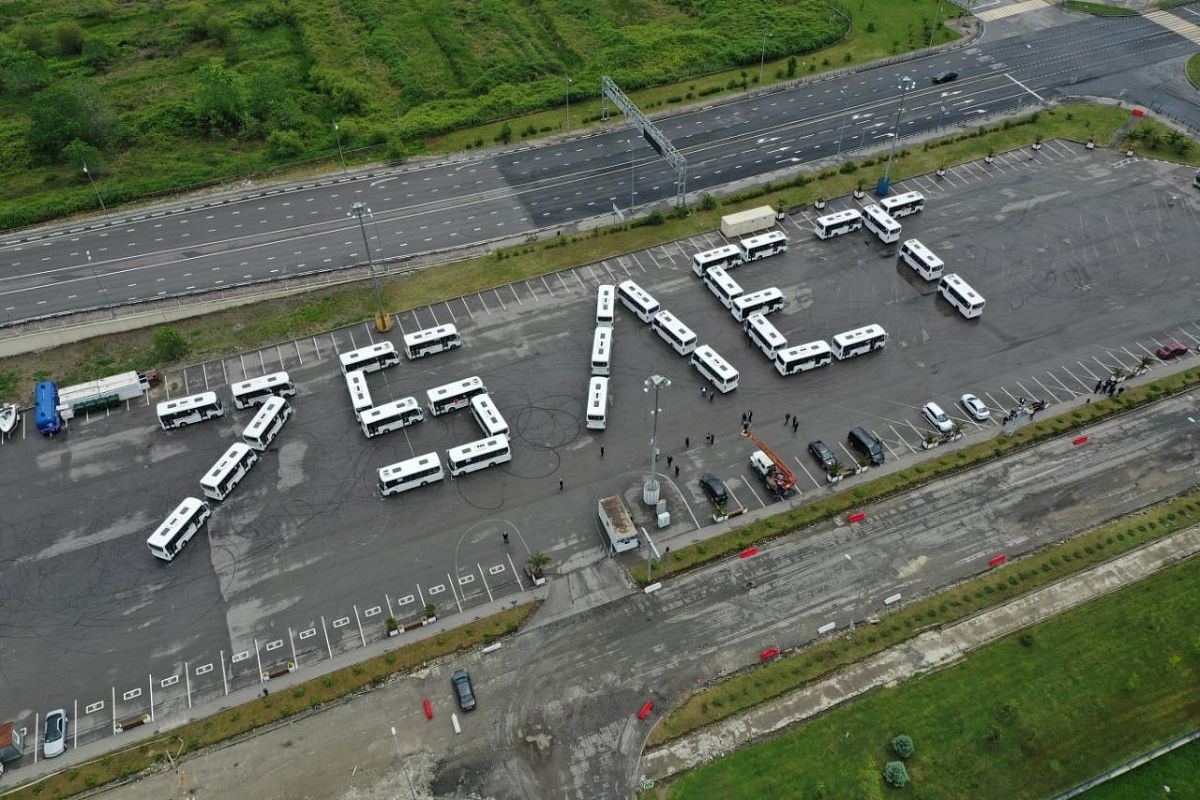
[1156,341,1189,360]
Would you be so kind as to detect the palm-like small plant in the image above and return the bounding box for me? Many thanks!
[526,552,552,578]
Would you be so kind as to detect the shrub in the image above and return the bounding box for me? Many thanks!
[82,38,118,71]
[267,129,303,160]
[891,734,914,759]
[883,761,909,787]
[153,327,188,362]
[55,21,87,55]
[701,194,718,211]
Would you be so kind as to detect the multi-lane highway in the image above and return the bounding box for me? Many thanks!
[0,11,1195,324]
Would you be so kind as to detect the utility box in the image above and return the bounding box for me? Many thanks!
[720,206,776,238]
[0,721,25,763]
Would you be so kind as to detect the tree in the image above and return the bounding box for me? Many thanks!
[55,21,87,55]
[82,38,118,71]
[153,327,188,362]
[193,59,247,136]
[0,51,53,96]
[267,129,303,160]
[891,734,914,759]
[60,138,104,173]
[883,761,909,787]
[10,24,49,55]
[787,55,797,77]
[27,81,117,160]
[496,122,513,144]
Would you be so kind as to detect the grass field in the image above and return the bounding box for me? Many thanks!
[662,551,1200,799]
[0,0,966,231]
[1188,52,1200,89]
[1082,734,1200,798]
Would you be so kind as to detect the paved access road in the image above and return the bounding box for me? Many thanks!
[93,390,1200,800]
[0,12,1194,323]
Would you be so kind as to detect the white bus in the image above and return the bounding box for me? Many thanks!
[345,370,373,421]
[147,497,211,562]
[596,284,616,326]
[899,239,944,281]
[690,345,739,393]
[938,273,986,319]
[231,371,296,410]
[651,310,698,356]
[774,340,833,375]
[731,287,785,323]
[745,313,787,359]
[426,376,487,416]
[738,230,789,262]
[403,324,462,360]
[880,190,925,219]
[703,265,744,309]
[378,452,444,497]
[831,324,889,360]
[691,244,744,277]
[814,208,863,240]
[591,326,613,377]
[199,442,259,501]
[360,396,424,438]
[447,434,512,477]
[862,204,902,244]
[586,376,608,431]
[242,396,292,451]
[339,341,400,375]
[471,393,509,437]
[157,392,225,431]
[616,280,661,323]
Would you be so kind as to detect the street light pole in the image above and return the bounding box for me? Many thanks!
[878,76,916,197]
[333,123,347,173]
[389,726,419,800]
[642,375,670,506]
[349,201,392,332]
[759,31,772,87]
[81,161,107,216]
[565,74,573,131]
[628,137,636,212]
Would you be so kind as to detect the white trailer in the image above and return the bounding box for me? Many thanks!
[57,371,152,420]
[720,205,777,238]
[598,496,639,553]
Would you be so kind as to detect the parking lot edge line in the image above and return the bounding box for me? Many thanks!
[34,712,38,764]
[385,593,394,619]
[447,572,463,614]
[321,616,333,658]
[507,553,526,590]
[294,340,303,365]
[73,699,77,750]
[478,564,494,603]
[148,673,155,722]
[353,605,367,648]
[289,627,298,669]
[254,639,263,685]
[110,688,115,734]
[220,650,229,695]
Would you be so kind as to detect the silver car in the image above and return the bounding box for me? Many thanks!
[922,401,954,434]
[43,709,68,758]
[960,393,990,421]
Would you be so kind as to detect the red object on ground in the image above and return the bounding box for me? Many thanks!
[739,546,758,559]
[423,698,434,719]
[638,700,654,720]
[1131,108,1145,117]
[989,554,1008,568]
[847,511,867,523]
[1072,435,1089,446]
[759,647,780,660]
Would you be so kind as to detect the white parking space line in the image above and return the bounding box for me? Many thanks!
[492,288,506,311]
[571,270,587,290]
[741,478,767,509]
[540,276,556,297]
[461,295,476,318]
[1044,371,1078,399]
[792,456,821,489]
[201,362,210,391]
[875,432,902,462]
[1058,364,1092,392]
[220,359,229,387]
[629,252,649,273]
[1091,355,1121,377]
[556,272,570,293]
[293,340,304,365]
[258,350,267,374]
[426,306,440,327]
[311,336,321,359]
[896,422,924,452]
[1074,360,1100,381]
[674,242,691,261]
[1030,375,1060,403]
[1177,327,1200,345]
[508,284,523,306]
[1104,349,1132,371]
[645,249,664,269]
[724,484,744,512]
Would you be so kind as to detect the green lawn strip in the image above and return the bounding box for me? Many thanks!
[645,488,1200,748]
[659,553,1200,800]
[631,364,1200,586]
[425,0,964,154]
[1190,53,1200,90]
[1080,733,1200,798]
[5,603,537,800]
[1061,0,1139,15]
[0,103,1137,404]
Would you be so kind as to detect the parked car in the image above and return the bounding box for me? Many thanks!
[847,427,885,466]
[932,70,958,84]
[960,393,990,421]
[808,440,840,472]
[1156,341,1189,360]
[922,401,954,434]
[451,669,476,712]
[43,709,68,758]
[699,472,729,506]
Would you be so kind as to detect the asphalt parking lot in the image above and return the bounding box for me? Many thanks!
[1,142,1197,762]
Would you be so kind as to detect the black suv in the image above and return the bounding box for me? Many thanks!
[451,669,476,711]
[698,472,729,506]
[847,426,885,466]
[932,70,958,85]
[808,440,840,472]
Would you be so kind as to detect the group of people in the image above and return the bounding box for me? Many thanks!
[1094,374,1125,398]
